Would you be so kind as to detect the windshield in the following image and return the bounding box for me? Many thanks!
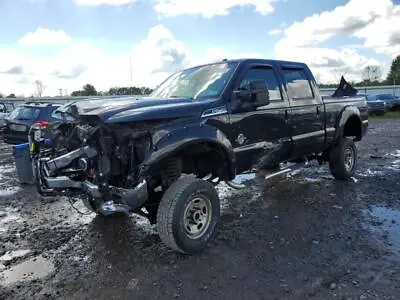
[9,106,40,121]
[150,62,238,100]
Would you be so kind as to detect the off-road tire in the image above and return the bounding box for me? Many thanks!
[329,137,358,180]
[156,175,220,254]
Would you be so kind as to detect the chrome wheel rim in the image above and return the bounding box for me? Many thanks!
[344,147,355,172]
[183,195,212,239]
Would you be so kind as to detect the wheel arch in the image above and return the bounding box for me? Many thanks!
[140,124,236,181]
[335,106,362,143]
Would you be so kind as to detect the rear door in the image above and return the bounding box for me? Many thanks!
[280,66,325,158]
[228,64,292,172]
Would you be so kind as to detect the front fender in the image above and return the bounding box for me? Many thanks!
[139,123,235,179]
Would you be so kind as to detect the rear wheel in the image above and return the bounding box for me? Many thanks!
[156,175,220,254]
[329,137,357,180]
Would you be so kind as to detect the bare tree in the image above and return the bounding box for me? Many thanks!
[34,80,46,97]
[363,65,382,82]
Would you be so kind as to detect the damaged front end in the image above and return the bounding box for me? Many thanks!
[31,120,152,216]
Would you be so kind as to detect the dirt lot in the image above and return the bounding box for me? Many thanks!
[1,118,400,300]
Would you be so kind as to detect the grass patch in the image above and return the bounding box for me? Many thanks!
[370,110,400,119]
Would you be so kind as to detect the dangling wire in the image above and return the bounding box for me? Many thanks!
[66,196,93,215]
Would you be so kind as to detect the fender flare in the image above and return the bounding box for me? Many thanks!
[334,106,362,143]
[139,123,236,180]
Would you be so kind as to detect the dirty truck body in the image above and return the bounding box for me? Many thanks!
[31,59,368,253]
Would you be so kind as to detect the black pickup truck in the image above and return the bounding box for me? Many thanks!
[30,59,368,254]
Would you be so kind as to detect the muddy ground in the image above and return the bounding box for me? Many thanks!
[0,118,400,300]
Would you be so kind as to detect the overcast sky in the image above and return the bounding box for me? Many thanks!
[0,0,399,96]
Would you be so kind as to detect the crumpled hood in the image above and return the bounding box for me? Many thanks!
[72,96,218,124]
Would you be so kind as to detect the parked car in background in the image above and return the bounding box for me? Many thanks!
[368,93,400,111]
[2,102,61,144]
[0,102,16,132]
[365,95,387,116]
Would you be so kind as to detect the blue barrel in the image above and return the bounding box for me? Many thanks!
[13,143,35,184]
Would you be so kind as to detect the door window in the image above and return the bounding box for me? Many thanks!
[239,67,283,104]
[282,68,314,100]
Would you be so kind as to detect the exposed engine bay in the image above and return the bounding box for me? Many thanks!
[30,119,157,216]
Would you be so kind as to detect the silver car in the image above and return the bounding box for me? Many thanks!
[0,102,16,130]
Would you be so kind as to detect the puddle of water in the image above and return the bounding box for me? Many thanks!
[0,187,21,197]
[0,255,55,286]
[368,206,400,249]
[388,159,400,171]
[0,165,14,173]
[303,177,322,183]
[0,250,31,264]
[391,150,400,158]
[357,169,385,177]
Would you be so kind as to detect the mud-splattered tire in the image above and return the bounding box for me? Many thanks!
[329,137,358,180]
[156,175,220,254]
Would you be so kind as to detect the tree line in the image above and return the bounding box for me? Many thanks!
[70,84,153,97]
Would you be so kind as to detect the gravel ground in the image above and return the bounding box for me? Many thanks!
[1,118,400,300]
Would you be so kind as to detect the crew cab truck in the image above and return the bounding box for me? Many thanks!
[30,59,368,254]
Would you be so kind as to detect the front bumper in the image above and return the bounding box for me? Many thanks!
[34,148,149,215]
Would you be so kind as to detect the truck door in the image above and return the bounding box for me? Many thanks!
[228,64,292,173]
[280,66,324,158]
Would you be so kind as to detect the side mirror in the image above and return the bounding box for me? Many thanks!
[234,80,270,109]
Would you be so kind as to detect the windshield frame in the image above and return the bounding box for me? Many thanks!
[150,61,239,100]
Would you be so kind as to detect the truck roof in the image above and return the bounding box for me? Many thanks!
[205,58,309,68]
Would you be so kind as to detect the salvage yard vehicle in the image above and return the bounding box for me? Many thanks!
[367,93,400,111]
[3,102,61,144]
[365,95,387,116]
[29,59,369,254]
[0,101,15,133]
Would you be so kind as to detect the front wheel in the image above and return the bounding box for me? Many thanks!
[329,138,358,180]
[156,175,220,254]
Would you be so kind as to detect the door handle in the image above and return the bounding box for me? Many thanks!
[316,106,320,116]
[285,110,288,122]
